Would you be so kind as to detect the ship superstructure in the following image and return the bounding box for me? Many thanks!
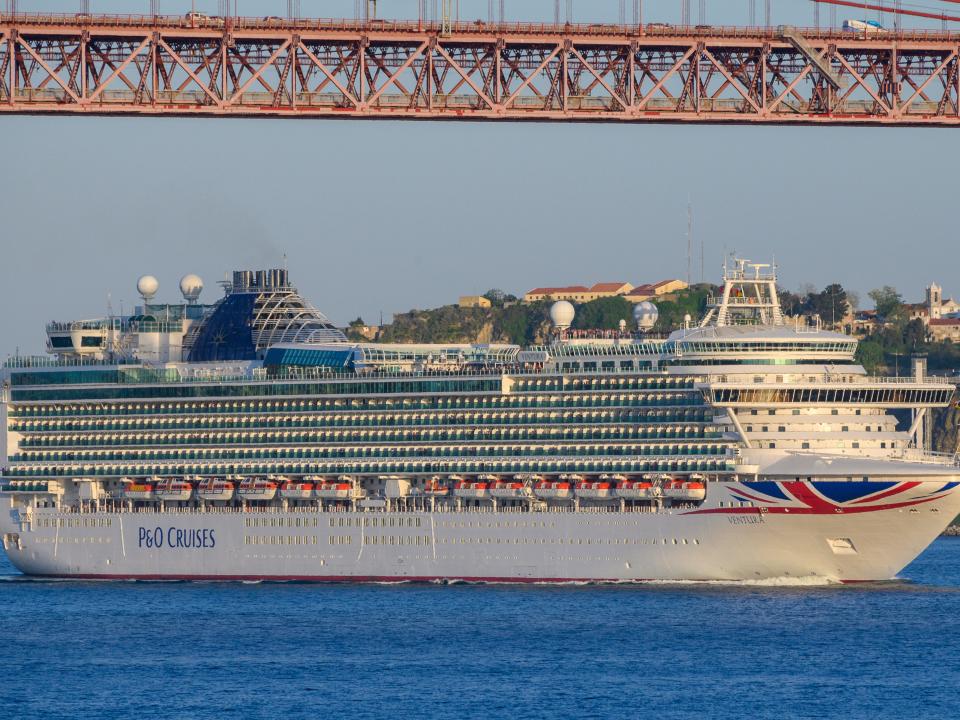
[1,261,957,583]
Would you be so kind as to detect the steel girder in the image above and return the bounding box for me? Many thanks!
[2,14,960,125]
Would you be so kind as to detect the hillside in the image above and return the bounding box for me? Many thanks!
[362,286,716,346]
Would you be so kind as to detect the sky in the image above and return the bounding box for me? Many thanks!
[2,0,959,355]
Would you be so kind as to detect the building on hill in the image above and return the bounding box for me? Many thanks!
[523,285,591,303]
[624,279,688,302]
[589,282,634,295]
[926,282,960,320]
[928,317,960,342]
[523,280,688,305]
[459,295,492,309]
[850,310,879,336]
[905,303,930,323]
[523,282,632,304]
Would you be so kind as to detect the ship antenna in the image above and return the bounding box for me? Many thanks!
[106,292,114,362]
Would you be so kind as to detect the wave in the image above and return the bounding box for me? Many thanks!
[631,575,841,587]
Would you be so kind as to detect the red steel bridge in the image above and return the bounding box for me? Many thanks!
[3,12,960,125]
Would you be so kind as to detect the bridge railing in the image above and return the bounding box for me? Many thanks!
[3,13,960,42]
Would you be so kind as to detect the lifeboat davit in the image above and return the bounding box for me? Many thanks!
[575,480,615,500]
[533,478,573,500]
[280,480,315,500]
[424,477,450,496]
[615,480,655,500]
[491,476,529,499]
[238,478,278,501]
[663,477,707,502]
[453,478,491,499]
[123,479,156,501]
[614,474,656,500]
[155,478,193,502]
[315,478,352,499]
[198,478,235,501]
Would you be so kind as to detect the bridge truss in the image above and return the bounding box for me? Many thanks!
[2,13,960,125]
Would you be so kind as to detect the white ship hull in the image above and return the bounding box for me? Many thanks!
[4,479,958,583]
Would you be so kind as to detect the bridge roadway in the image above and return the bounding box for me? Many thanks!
[2,13,960,125]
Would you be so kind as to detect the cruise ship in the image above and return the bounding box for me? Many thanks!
[1,261,957,583]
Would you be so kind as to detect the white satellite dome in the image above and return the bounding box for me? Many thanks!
[136,275,159,302]
[179,273,204,303]
[633,301,659,330]
[549,300,576,330]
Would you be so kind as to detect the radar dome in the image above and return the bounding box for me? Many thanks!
[549,300,576,330]
[179,273,204,302]
[137,275,159,302]
[633,301,659,331]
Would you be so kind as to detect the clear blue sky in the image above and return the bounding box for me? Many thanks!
[2,0,957,354]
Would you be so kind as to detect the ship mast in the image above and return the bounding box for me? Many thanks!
[700,257,784,328]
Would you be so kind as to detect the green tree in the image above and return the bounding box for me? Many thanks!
[483,289,516,308]
[571,296,634,331]
[868,286,903,320]
[778,288,804,316]
[653,285,714,330]
[494,302,550,344]
[855,339,885,373]
[903,318,927,351]
[805,283,848,326]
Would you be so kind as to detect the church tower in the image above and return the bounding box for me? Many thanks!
[927,282,943,319]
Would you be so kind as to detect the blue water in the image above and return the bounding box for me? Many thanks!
[2,541,959,720]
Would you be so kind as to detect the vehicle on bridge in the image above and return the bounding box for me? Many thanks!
[843,19,889,34]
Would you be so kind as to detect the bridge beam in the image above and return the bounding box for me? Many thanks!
[0,13,959,125]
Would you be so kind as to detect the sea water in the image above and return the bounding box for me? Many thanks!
[1,540,958,720]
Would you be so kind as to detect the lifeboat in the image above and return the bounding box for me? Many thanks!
[491,480,528,499]
[238,478,279,501]
[155,478,193,502]
[423,477,450,497]
[533,478,573,500]
[198,478,235,502]
[123,479,156,501]
[663,478,707,502]
[280,479,314,500]
[453,478,490,499]
[315,478,352,499]
[575,480,614,500]
[615,479,655,500]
